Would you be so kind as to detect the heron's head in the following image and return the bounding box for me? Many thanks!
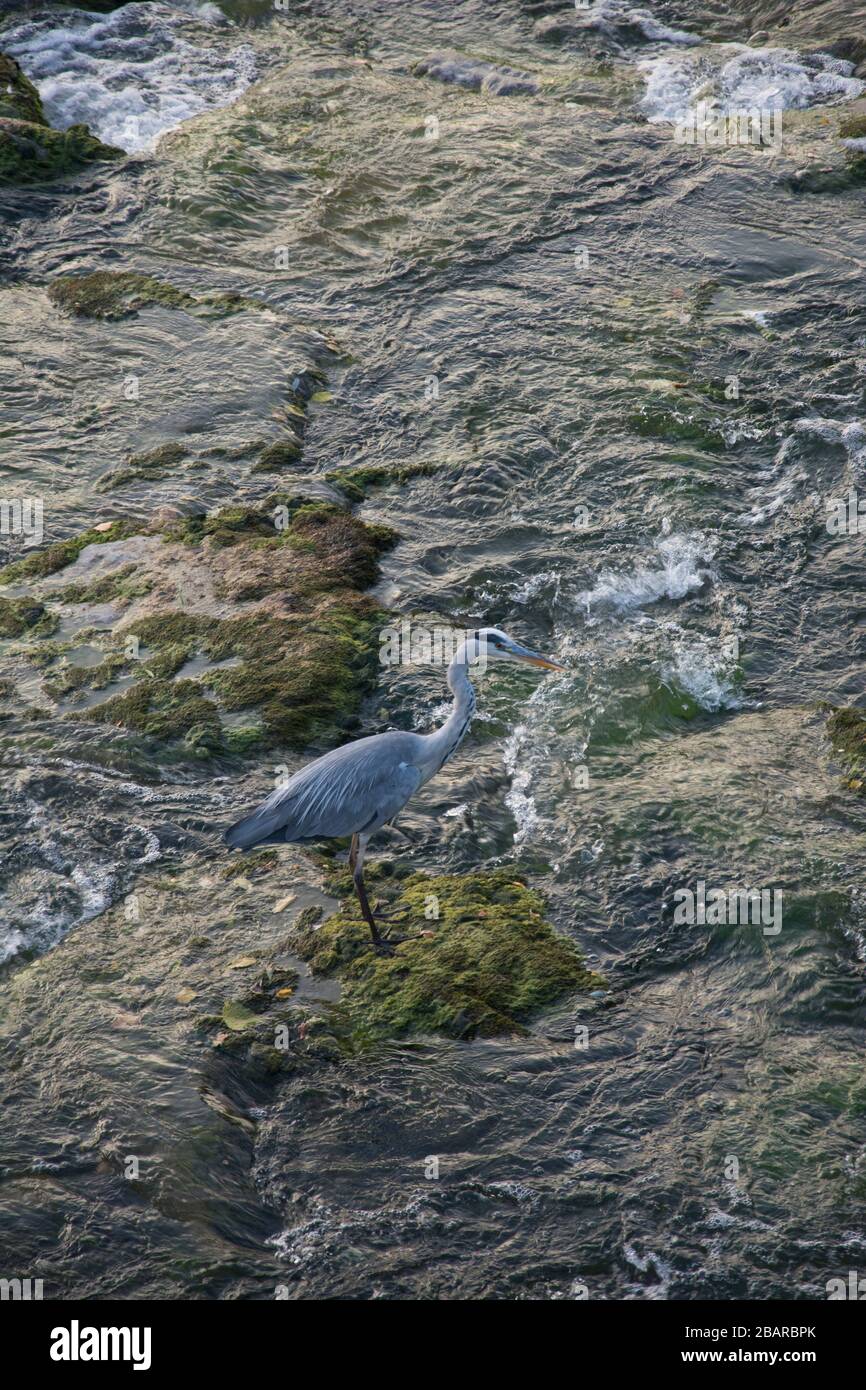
[468,626,566,672]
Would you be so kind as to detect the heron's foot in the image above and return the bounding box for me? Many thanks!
[372,935,399,955]
[371,900,411,923]
[371,930,413,955]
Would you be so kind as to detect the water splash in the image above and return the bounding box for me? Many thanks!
[2,2,256,152]
[577,528,715,616]
[640,45,864,124]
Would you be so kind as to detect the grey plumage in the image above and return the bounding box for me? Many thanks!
[224,626,565,950]
[224,731,424,847]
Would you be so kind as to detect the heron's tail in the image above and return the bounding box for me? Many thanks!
[224,804,285,850]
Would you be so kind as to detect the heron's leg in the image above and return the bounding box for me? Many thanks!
[351,834,397,951]
[348,833,359,876]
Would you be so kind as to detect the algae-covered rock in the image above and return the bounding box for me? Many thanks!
[293,867,603,1041]
[47,272,267,321]
[0,52,46,126]
[324,461,438,503]
[823,705,866,792]
[96,442,188,491]
[0,117,123,184]
[0,52,121,184]
[0,596,52,638]
[252,369,328,474]
[0,519,138,585]
[786,157,866,194]
[255,438,303,472]
[7,497,397,758]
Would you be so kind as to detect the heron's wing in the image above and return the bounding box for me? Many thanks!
[225,732,424,848]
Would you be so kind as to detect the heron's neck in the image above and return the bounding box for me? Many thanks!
[422,651,476,777]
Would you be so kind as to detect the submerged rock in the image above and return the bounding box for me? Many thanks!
[324,461,438,503]
[413,53,539,97]
[47,272,269,322]
[252,368,329,474]
[2,497,397,759]
[293,867,603,1041]
[96,442,189,492]
[823,705,866,792]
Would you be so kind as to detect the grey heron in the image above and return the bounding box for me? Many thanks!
[224,627,565,951]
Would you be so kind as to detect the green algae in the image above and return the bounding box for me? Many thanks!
[293,867,603,1042]
[324,461,439,502]
[9,497,397,756]
[838,115,866,140]
[0,520,139,585]
[628,407,726,451]
[0,118,123,184]
[62,501,395,752]
[85,676,224,749]
[254,437,303,472]
[221,849,279,880]
[822,704,866,793]
[0,53,46,126]
[57,565,153,605]
[0,596,54,639]
[97,442,188,491]
[47,271,268,321]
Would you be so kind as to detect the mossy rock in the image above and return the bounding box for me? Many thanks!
[18,498,397,754]
[839,114,866,140]
[57,565,152,605]
[0,595,55,638]
[628,407,725,451]
[0,53,46,126]
[254,436,303,472]
[325,461,439,503]
[823,704,866,793]
[96,442,188,491]
[293,868,603,1042]
[86,594,389,750]
[47,272,267,321]
[0,519,139,585]
[0,117,123,184]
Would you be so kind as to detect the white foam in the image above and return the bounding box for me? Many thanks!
[742,417,866,526]
[640,45,865,124]
[0,796,162,965]
[578,3,700,48]
[503,721,540,845]
[2,2,256,152]
[577,528,714,615]
[659,625,743,712]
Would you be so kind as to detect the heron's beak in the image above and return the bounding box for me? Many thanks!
[512,644,567,672]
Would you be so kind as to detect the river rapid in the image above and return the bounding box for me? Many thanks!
[0,0,865,1300]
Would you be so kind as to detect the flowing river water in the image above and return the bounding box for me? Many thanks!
[0,0,865,1300]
